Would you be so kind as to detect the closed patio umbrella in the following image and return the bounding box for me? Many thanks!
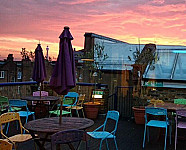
[32,44,46,96]
[49,26,76,124]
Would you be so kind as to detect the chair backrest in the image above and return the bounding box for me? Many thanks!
[0,112,24,134]
[77,94,85,106]
[145,107,167,116]
[64,92,79,105]
[51,129,85,150]
[33,91,49,105]
[103,111,119,133]
[0,112,20,124]
[176,109,186,118]
[33,91,48,96]
[9,99,29,111]
[174,99,186,105]
[0,139,13,150]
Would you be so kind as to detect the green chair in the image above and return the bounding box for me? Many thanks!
[0,96,9,114]
[49,98,73,117]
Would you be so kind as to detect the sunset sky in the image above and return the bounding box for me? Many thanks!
[0,0,185,60]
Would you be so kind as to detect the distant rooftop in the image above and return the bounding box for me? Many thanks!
[84,32,128,44]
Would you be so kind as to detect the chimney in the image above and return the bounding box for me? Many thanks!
[7,54,14,62]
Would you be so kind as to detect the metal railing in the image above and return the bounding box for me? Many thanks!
[0,81,133,118]
[108,86,133,118]
[0,81,108,102]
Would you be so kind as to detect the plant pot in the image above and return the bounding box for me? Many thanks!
[84,102,100,119]
[132,106,145,124]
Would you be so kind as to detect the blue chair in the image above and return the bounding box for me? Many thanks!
[143,107,171,150]
[87,110,119,150]
[7,99,35,134]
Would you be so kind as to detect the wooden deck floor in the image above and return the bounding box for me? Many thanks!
[1,115,186,150]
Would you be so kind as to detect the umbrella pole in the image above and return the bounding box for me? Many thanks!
[59,95,64,125]
[39,82,42,98]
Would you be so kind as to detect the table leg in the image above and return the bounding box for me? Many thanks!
[30,131,47,150]
[35,103,47,118]
[68,143,75,150]
[41,134,49,148]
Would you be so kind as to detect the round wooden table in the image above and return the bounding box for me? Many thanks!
[23,96,60,118]
[24,117,94,150]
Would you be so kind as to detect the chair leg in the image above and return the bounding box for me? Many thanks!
[143,125,147,148]
[114,138,118,150]
[82,109,85,118]
[175,126,177,150]
[169,124,172,145]
[99,139,103,150]
[16,120,19,131]
[147,127,150,142]
[6,122,10,134]
[33,114,35,120]
[106,139,109,150]
[76,109,80,117]
[164,127,168,150]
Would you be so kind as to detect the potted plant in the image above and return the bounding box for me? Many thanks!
[132,96,148,124]
[83,42,108,119]
[84,100,101,119]
[129,44,157,124]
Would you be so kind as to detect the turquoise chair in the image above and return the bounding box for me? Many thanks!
[87,110,119,150]
[7,99,35,134]
[143,107,171,150]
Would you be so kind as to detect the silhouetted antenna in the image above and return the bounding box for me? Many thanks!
[46,46,49,60]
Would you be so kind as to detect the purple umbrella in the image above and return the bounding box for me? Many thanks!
[49,26,76,124]
[32,44,47,96]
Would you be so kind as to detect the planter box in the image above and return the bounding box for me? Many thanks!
[132,106,145,124]
[84,102,100,119]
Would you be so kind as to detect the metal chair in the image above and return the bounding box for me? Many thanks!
[32,91,49,105]
[51,129,87,150]
[62,92,79,107]
[175,109,186,150]
[7,99,35,134]
[143,107,171,150]
[0,96,9,114]
[174,99,186,105]
[0,139,13,150]
[66,94,85,117]
[87,110,119,150]
[49,98,73,117]
[0,112,34,150]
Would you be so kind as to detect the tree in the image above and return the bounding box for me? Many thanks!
[83,42,109,83]
[20,48,35,61]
